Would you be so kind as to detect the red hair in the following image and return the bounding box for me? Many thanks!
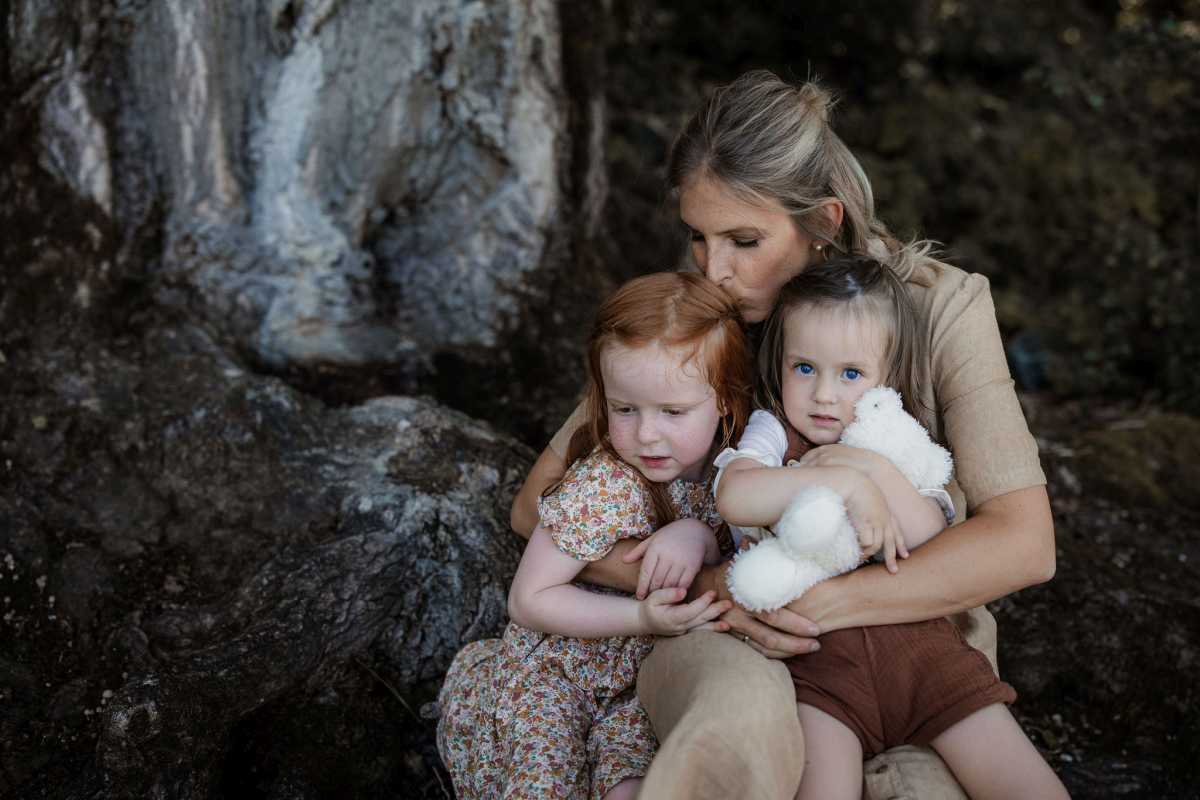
[561,272,753,526]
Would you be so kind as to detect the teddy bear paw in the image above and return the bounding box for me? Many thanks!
[726,538,830,612]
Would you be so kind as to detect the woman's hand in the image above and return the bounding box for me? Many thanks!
[622,519,719,599]
[693,562,821,657]
[728,605,824,658]
[638,588,731,636]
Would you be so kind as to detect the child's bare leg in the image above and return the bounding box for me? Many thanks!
[603,777,641,799]
[795,704,864,800]
[930,703,1069,800]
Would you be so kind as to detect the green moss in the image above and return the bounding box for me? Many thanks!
[1072,414,1200,511]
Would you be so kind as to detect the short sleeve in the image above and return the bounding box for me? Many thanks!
[548,400,587,459]
[917,266,1046,511]
[537,451,654,561]
[919,487,957,526]
[712,410,789,497]
[668,480,722,531]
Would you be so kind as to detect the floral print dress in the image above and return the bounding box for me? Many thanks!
[437,448,723,800]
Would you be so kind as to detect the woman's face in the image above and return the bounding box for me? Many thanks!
[679,173,815,323]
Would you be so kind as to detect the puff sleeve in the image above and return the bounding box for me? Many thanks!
[537,451,655,561]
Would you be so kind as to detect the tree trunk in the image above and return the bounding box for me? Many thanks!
[1,0,608,795]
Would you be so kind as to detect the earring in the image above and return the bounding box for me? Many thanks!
[814,242,824,252]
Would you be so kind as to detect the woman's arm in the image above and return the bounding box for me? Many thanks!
[507,526,729,638]
[687,484,1053,658]
[510,445,567,538]
[788,484,1055,631]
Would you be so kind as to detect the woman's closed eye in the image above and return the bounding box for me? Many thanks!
[686,228,758,249]
[610,405,635,415]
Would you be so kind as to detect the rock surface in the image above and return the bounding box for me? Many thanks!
[22,0,567,368]
[7,0,604,447]
[1,316,529,796]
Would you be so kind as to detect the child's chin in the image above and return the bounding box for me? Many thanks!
[635,463,679,482]
[804,430,840,446]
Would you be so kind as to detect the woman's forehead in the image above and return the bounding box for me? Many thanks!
[679,172,788,225]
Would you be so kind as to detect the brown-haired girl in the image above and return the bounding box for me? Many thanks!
[716,257,1068,800]
[437,272,751,800]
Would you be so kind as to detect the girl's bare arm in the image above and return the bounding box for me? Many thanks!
[796,444,948,549]
[508,526,728,638]
[510,445,648,595]
[716,457,936,542]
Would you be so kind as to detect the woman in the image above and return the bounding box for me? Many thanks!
[510,71,1055,799]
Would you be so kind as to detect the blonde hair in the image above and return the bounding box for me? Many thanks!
[668,70,936,284]
[559,272,753,526]
[757,256,935,437]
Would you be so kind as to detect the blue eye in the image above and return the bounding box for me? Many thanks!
[793,362,814,375]
[843,368,861,380]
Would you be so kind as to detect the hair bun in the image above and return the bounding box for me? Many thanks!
[796,82,834,124]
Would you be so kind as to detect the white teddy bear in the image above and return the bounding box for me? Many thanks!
[726,386,953,612]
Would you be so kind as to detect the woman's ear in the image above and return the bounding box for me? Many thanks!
[819,199,844,239]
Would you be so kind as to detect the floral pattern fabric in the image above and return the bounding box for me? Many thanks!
[437,448,721,800]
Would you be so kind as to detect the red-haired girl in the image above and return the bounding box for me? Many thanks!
[437,272,752,800]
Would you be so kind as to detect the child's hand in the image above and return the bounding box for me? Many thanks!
[622,519,718,599]
[797,443,886,478]
[845,478,908,573]
[638,587,731,636]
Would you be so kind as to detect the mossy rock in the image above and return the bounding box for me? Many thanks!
[1071,414,1200,511]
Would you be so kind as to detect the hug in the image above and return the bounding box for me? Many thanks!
[437,70,1067,800]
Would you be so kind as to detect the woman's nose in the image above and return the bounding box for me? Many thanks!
[697,240,733,285]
